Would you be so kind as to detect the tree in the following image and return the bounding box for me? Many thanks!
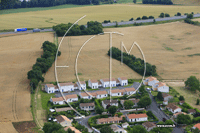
[133,0,137,4]
[185,76,200,91]
[124,100,134,109]
[130,125,148,133]
[138,96,151,108]
[177,12,181,16]
[159,13,165,18]
[165,13,170,17]
[43,122,64,133]
[100,126,114,133]
[142,16,148,20]
[149,16,154,19]
[187,14,193,19]
[108,106,118,116]
[95,106,104,115]
[196,99,200,105]
[177,114,191,125]
[136,17,141,20]
[157,92,164,101]
[179,95,185,101]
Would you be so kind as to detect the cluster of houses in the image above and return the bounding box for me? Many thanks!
[45,77,128,93]
[143,76,169,93]
[50,87,136,106]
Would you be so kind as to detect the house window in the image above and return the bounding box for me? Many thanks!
[118,93,120,95]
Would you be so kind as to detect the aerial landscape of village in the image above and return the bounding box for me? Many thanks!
[0,0,200,132]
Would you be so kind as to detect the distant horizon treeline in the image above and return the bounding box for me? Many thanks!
[0,0,100,10]
[142,0,173,5]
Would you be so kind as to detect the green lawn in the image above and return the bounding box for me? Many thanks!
[39,89,55,110]
[151,91,158,97]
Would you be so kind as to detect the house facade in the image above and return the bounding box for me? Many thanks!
[65,94,78,103]
[152,82,169,93]
[166,103,182,114]
[80,102,95,111]
[126,113,148,122]
[162,93,173,101]
[88,79,98,89]
[50,97,64,105]
[108,89,125,96]
[76,81,86,90]
[45,84,57,93]
[58,82,75,92]
[100,78,116,87]
[96,116,123,124]
[92,91,108,99]
[124,87,136,95]
[118,77,128,86]
[102,100,118,109]
[142,122,156,132]
[50,94,78,105]
[55,115,72,127]
[143,76,159,86]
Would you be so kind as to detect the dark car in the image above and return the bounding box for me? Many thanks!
[163,118,166,122]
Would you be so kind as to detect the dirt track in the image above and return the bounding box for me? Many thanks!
[0,33,54,133]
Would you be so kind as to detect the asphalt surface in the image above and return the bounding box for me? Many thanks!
[1,14,200,35]
[54,82,141,98]
[147,91,184,133]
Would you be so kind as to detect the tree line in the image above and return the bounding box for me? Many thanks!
[53,21,103,37]
[27,41,61,93]
[0,0,100,10]
[142,0,173,5]
[108,47,157,76]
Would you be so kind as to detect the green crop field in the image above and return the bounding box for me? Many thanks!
[0,4,199,30]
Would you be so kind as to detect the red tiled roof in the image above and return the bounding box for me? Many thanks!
[111,89,125,93]
[55,115,71,123]
[51,97,64,102]
[194,123,200,130]
[146,76,158,82]
[155,82,167,88]
[89,79,98,83]
[124,87,136,92]
[65,94,78,99]
[46,84,55,87]
[127,113,147,119]
[64,126,81,133]
[119,77,127,80]
[166,103,181,111]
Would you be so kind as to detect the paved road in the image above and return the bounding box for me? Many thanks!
[78,114,98,133]
[54,82,140,98]
[1,14,200,35]
[147,91,184,133]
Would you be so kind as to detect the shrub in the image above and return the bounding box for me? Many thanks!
[177,12,181,16]
[165,13,170,17]
[159,13,165,18]
[136,17,141,20]
[142,16,148,20]
[149,16,154,19]
[187,14,193,19]
[129,18,134,21]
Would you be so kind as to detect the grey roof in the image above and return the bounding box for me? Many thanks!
[103,100,118,104]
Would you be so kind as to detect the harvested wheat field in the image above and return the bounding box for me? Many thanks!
[45,22,200,83]
[172,0,200,6]
[0,32,54,133]
[0,4,200,30]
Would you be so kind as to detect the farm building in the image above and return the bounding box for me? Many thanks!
[88,79,99,89]
[143,76,159,86]
[126,113,148,122]
[152,82,169,93]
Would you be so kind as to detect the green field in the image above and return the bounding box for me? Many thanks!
[0,4,200,30]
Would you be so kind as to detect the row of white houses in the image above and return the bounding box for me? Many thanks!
[50,87,136,105]
[143,76,169,93]
[45,77,128,94]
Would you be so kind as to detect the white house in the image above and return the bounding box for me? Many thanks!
[142,122,156,132]
[55,115,72,127]
[124,87,136,95]
[88,79,98,89]
[79,92,93,99]
[166,103,182,114]
[143,76,159,86]
[126,113,148,122]
[110,124,127,133]
[100,78,116,88]
[102,100,118,109]
[122,122,129,129]
[50,97,64,105]
[152,82,169,93]
[91,91,108,99]
[108,89,125,96]
[80,102,95,111]
[58,82,75,92]
[162,93,173,101]
[163,100,168,105]
[118,77,128,86]
[45,84,57,93]
[76,81,86,90]
[65,94,78,103]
